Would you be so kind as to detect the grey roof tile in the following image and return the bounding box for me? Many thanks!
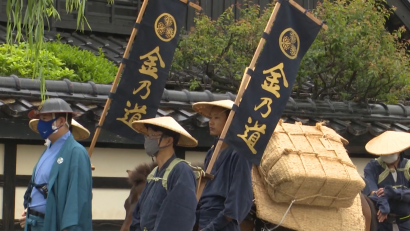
[0,75,410,141]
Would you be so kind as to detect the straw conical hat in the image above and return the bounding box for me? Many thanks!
[192,100,234,118]
[365,131,410,156]
[132,116,198,147]
[29,119,90,141]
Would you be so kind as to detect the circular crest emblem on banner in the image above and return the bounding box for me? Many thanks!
[155,13,177,42]
[279,28,300,59]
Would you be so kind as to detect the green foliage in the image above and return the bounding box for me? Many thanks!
[0,43,76,80]
[0,41,117,84]
[45,41,117,83]
[298,0,410,103]
[174,0,410,102]
[6,0,100,100]
[172,2,272,92]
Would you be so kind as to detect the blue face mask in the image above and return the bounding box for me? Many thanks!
[37,118,58,139]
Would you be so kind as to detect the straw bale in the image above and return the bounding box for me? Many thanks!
[253,167,365,231]
[258,120,365,208]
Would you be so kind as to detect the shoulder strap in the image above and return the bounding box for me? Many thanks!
[162,158,185,190]
[147,166,162,183]
[397,158,410,181]
[376,157,390,184]
[377,157,410,183]
[162,158,204,191]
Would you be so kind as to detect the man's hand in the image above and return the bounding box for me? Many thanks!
[19,208,27,228]
[377,210,388,223]
[376,188,385,197]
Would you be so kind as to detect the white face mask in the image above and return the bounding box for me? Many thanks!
[380,153,399,164]
[51,113,70,133]
[44,139,51,146]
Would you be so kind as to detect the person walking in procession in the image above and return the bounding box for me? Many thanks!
[19,98,93,231]
[192,100,253,231]
[364,131,410,231]
[130,116,198,231]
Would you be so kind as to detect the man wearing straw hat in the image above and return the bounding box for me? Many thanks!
[130,116,198,231]
[192,100,253,231]
[19,98,93,231]
[364,131,410,231]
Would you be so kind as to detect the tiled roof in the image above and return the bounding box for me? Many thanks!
[1,75,410,141]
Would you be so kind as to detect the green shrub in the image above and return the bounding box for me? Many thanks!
[0,41,118,84]
[0,43,76,80]
[45,41,118,83]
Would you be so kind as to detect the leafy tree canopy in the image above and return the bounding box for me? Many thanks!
[172,0,410,103]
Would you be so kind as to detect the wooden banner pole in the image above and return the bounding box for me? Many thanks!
[87,0,202,170]
[195,0,328,200]
[195,2,282,200]
[87,0,149,167]
[289,0,328,30]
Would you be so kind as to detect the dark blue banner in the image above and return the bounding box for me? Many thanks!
[225,0,322,165]
[104,0,187,141]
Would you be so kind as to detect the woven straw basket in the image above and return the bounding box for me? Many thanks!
[253,167,365,231]
[258,120,365,208]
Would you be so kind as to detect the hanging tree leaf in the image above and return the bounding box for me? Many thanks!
[6,0,113,101]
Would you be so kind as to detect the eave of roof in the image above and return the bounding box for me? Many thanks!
[1,74,410,145]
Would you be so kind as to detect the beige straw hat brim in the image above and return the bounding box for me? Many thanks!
[29,119,90,141]
[192,100,234,118]
[365,131,410,156]
[131,116,198,147]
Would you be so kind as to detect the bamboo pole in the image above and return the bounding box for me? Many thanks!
[87,0,202,170]
[87,0,149,171]
[289,0,328,30]
[195,0,328,200]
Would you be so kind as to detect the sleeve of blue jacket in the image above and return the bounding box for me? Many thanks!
[203,152,253,231]
[154,162,197,231]
[384,185,410,202]
[364,162,379,193]
[130,195,143,231]
[61,147,93,231]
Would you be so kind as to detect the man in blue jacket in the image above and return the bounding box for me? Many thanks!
[192,100,253,231]
[364,131,410,231]
[130,116,198,231]
[20,98,93,231]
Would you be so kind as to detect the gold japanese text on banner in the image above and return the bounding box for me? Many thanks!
[225,0,322,165]
[103,0,187,140]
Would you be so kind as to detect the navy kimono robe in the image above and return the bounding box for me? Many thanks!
[197,146,253,231]
[364,155,410,231]
[131,155,197,231]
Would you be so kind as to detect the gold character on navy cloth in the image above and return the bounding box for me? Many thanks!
[261,62,288,98]
[133,80,152,99]
[237,117,267,154]
[139,46,165,79]
[254,97,272,118]
[117,101,147,128]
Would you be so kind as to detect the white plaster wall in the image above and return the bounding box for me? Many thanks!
[185,151,207,165]
[351,157,374,177]
[16,145,45,175]
[91,189,130,219]
[0,187,3,218]
[15,187,26,219]
[87,147,152,177]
